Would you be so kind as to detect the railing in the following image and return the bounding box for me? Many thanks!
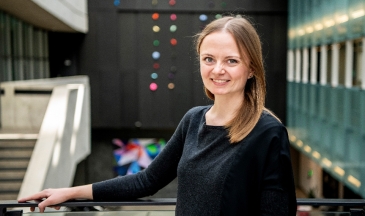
[0,76,91,200]
[1,199,364,216]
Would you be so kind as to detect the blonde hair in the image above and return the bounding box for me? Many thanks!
[195,16,266,143]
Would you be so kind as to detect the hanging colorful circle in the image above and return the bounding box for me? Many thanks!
[151,73,158,79]
[152,13,159,20]
[199,14,208,21]
[114,0,120,6]
[169,0,176,6]
[168,83,175,89]
[153,25,160,32]
[168,73,175,80]
[221,2,227,8]
[208,1,215,8]
[153,63,160,69]
[152,0,158,5]
[170,66,177,73]
[150,83,158,91]
[170,14,177,21]
[170,38,177,46]
[153,40,160,46]
[215,14,222,19]
[152,51,160,60]
[170,25,177,32]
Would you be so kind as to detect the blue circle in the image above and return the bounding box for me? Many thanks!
[152,51,160,60]
[199,14,208,21]
[114,0,120,6]
[151,73,158,79]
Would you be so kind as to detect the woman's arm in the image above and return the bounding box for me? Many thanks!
[18,184,93,213]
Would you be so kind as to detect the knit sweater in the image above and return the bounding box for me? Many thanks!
[93,106,297,215]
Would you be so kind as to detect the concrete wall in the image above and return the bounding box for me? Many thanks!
[0,0,88,32]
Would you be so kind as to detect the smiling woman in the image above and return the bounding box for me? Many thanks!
[18,16,297,216]
[195,16,267,143]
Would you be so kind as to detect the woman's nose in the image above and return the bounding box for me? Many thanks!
[212,62,225,74]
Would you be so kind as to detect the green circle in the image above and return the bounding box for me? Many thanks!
[215,14,222,19]
[170,25,177,32]
[153,40,160,46]
[221,2,227,8]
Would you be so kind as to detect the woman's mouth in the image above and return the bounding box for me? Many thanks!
[211,79,229,83]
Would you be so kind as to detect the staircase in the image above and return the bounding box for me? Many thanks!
[0,133,37,200]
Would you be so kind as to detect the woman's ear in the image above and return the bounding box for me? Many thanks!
[248,70,254,79]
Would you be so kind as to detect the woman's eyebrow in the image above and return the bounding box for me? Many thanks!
[225,55,241,58]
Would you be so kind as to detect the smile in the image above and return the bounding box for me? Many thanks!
[211,79,229,83]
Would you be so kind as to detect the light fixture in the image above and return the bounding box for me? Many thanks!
[304,145,312,153]
[351,9,365,19]
[312,151,321,159]
[289,135,297,142]
[297,29,305,36]
[314,23,323,31]
[322,158,332,167]
[324,19,335,27]
[306,26,314,34]
[296,140,303,147]
[347,175,361,188]
[334,166,345,176]
[336,15,349,23]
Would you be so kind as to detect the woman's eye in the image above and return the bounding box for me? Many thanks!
[204,57,213,63]
[228,59,238,64]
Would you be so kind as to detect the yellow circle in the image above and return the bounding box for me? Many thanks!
[153,25,160,32]
[152,0,158,5]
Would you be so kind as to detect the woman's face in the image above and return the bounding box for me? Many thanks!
[199,31,252,100]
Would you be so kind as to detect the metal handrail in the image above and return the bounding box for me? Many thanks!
[1,198,364,216]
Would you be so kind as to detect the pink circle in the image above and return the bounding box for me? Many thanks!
[170,14,177,21]
[150,83,158,91]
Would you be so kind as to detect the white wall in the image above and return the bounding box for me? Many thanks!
[32,0,88,33]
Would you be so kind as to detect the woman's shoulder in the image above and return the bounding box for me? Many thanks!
[254,108,287,135]
[183,105,212,118]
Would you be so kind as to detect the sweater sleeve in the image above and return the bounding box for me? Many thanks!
[92,109,192,201]
[260,190,289,216]
[260,125,297,215]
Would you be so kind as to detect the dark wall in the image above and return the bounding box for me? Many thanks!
[48,32,85,77]
[50,0,288,131]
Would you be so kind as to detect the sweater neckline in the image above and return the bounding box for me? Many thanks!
[203,105,226,129]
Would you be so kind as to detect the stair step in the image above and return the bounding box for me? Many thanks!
[0,161,29,169]
[0,150,33,159]
[0,140,36,148]
[0,170,26,180]
[0,181,22,191]
[0,193,18,200]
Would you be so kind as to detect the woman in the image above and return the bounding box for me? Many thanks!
[19,16,297,215]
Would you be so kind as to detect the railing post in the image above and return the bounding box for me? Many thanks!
[0,207,4,216]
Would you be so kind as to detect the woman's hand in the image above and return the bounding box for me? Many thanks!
[18,185,93,213]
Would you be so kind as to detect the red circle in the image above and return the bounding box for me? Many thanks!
[153,63,160,69]
[170,38,177,46]
[152,13,159,20]
[169,0,176,6]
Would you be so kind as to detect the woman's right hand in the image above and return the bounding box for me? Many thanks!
[18,185,93,213]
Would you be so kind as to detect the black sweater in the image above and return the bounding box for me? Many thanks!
[93,106,297,215]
